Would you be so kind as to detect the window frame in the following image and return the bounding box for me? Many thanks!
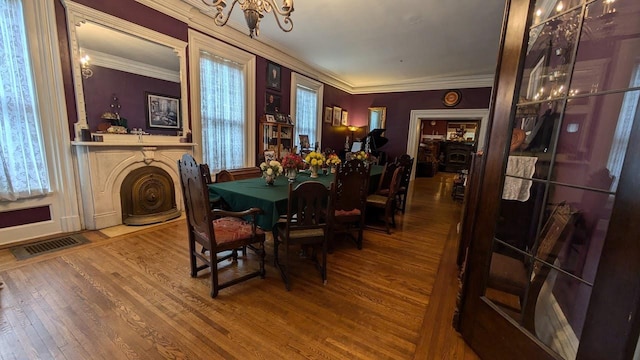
[290,72,324,150]
[188,29,256,169]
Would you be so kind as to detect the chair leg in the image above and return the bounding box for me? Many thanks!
[189,239,198,277]
[259,239,266,278]
[283,240,291,291]
[210,253,220,298]
[322,238,328,285]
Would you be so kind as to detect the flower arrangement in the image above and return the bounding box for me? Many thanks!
[281,153,304,170]
[259,160,283,178]
[326,153,342,167]
[354,151,369,161]
[304,151,326,168]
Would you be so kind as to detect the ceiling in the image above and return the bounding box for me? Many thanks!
[184,0,507,90]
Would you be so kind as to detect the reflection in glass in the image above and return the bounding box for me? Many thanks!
[488,202,589,360]
[522,8,581,102]
[552,90,639,191]
[571,0,640,95]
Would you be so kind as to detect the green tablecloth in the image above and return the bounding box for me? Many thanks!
[208,165,383,230]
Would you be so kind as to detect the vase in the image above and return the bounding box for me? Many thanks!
[330,166,337,174]
[310,166,319,178]
[286,168,297,183]
[264,174,275,185]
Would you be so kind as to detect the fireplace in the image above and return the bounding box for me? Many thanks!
[120,166,181,225]
[441,142,474,172]
[72,137,194,230]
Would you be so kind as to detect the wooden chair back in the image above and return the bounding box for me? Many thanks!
[215,167,262,182]
[178,154,214,247]
[376,161,400,195]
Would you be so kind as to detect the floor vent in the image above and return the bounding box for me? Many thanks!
[10,234,90,260]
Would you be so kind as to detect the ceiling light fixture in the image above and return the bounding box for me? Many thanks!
[201,0,294,38]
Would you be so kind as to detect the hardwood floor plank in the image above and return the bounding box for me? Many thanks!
[0,173,480,359]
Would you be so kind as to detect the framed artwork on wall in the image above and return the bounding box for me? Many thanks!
[145,92,180,129]
[324,106,333,123]
[341,110,348,126]
[265,92,281,114]
[332,106,342,127]
[266,62,281,91]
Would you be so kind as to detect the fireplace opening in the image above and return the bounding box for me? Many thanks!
[120,166,181,225]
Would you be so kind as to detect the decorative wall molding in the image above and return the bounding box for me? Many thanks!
[87,49,180,83]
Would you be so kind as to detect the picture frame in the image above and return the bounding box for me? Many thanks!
[332,106,342,127]
[276,113,288,123]
[341,110,348,126]
[266,62,281,91]
[324,106,333,123]
[146,92,180,129]
[299,134,310,149]
[265,114,276,123]
[265,92,281,114]
[287,114,294,125]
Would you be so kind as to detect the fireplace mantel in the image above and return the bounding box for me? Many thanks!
[72,138,194,230]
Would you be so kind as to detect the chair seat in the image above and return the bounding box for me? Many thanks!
[213,217,265,245]
[366,194,388,206]
[335,208,361,216]
[288,228,325,239]
[488,253,528,296]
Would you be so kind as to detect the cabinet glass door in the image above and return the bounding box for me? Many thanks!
[461,0,640,359]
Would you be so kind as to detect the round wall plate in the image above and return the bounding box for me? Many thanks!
[443,90,462,107]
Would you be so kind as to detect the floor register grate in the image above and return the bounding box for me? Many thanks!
[10,234,90,260]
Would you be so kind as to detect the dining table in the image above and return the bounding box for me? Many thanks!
[208,164,383,230]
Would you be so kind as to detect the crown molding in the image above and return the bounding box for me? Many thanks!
[86,49,180,82]
[350,74,495,94]
[137,0,494,95]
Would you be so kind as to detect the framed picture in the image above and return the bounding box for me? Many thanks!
[276,113,288,123]
[299,134,310,149]
[332,106,342,127]
[264,150,276,163]
[341,110,348,126]
[146,92,180,129]
[265,114,276,123]
[287,114,294,125]
[324,106,333,123]
[265,92,281,114]
[266,62,281,91]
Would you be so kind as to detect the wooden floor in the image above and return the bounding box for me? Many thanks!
[0,173,480,360]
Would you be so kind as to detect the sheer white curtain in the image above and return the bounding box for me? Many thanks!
[294,85,318,150]
[0,0,50,201]
[606,64,640,191]
[199,52,246,171]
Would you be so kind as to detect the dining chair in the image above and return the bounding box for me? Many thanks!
[178,154,266,298]
[215,167,262,182]
[394,154,414,214]
[272,181,333,291]
[487,202,578,331]
[201,163,223,209]
[328,159,370,252]
[374,161,400,196]
[366,166,402,234]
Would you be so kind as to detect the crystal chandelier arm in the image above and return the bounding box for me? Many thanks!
[200,0,242,27]
[265,0,293,32]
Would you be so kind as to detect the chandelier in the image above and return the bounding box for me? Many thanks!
[201,0,294,38]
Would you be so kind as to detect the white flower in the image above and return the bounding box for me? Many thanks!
[266,168,273,176]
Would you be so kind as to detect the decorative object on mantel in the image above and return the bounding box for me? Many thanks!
[442,89,462,107]
[200,0,294,38]
[260,160,283,185]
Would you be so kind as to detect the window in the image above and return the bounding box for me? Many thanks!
[0,0,50,201]
[188,30,256,171]
[291,73,323,152]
